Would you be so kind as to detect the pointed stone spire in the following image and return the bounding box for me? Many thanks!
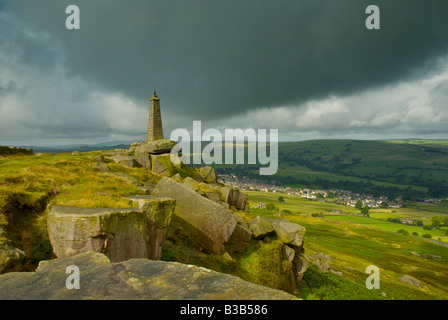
[147,90,164,141]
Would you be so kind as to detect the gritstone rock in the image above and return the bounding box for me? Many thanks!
[47,199,174,262]
[227,222,252,253]
[282,245,295,263]
[0,252,298,300]
[196,166,218,183]
[270,220,306,247]
[150,154,176,177]
[152,177,238,254]
[249,216,275,238]
[131,139,176,155]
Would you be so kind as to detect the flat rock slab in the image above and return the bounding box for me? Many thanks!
[48,206,148,262]
[132,139,176,155]
[153,177,238,254]
[0,252,298,300]
[47,201,174,262]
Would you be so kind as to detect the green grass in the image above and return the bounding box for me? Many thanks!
[0,152,159,210]
[0,151,162,270]
[247,191,448,243]
[246,190,448,299]
[323,215,448,242]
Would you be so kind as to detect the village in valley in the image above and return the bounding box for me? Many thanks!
[219,174,407,211]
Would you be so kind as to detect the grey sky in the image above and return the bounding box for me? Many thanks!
[0,0,448,145]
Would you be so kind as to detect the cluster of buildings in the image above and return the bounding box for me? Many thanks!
[219,174,404,209]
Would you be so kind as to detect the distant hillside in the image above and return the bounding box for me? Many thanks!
[0,146,33,156]
[19,142,132,154]
[213,139,448,200]
[14,139,448,199]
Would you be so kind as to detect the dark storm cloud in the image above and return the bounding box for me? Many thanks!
[2,0,448,121]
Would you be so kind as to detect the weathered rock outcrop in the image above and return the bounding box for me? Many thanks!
[0,252,298,300]
[186,181,248,212]
[227,189,248,211]
[227,222,252,253]
[249,216,308,284]
[153,177,238,254]
[150,153,177,176]
[139,196,176,260]
[306,252,342,277]
[47,197,175,262]
[270,220,305,248]
[249,216,275,238]
[130,139,176,155]
[129,140,177,176]
[196,166,218,183]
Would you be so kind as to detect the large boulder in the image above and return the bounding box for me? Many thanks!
[282,244,295,263]
[227,222,252,253]
[257,218,308,284]
[0,252,298,300]
[228,189,248,211]
[194,183,248,211]
[47,200,175,262]
[249,216,275,238]
[183,176,199,190]
[196,166,218,183]
[130,139,176,155]
[140,196,176,260]
[150,154,176,177]
[130,140,177,171]
[135,152,151,169]
[152,177,238,254]
[293,256,309,281]
[127,195,176,260]
[269,220,305,248]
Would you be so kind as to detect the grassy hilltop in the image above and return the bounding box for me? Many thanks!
[0,151,160,268]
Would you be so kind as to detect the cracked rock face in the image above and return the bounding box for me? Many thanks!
[0,252,298,300]
[47,198,175,262]
[153,178,238,254]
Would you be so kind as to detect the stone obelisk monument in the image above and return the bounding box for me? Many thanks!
[147,90,164,142]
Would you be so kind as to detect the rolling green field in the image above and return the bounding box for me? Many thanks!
[247,191,448,243]
[245,190,448,299]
